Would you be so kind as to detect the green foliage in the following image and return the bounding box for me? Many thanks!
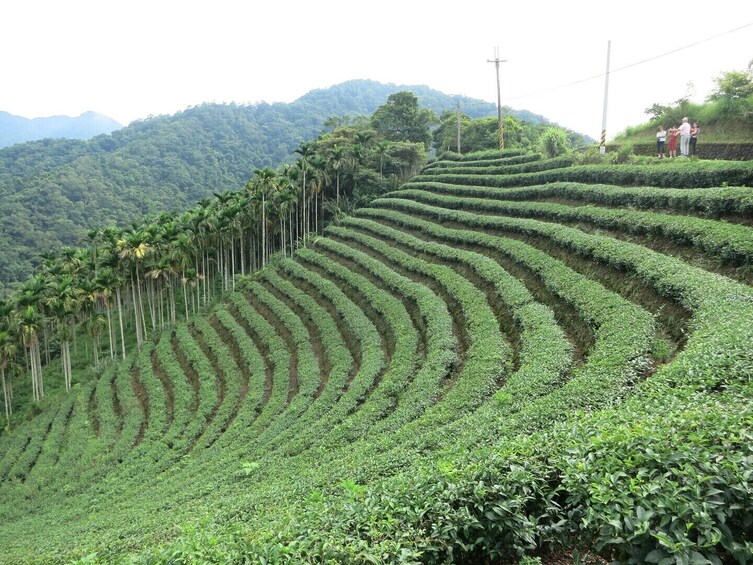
[371,91,438,149]
[708,70,753,101]
[644,102,673,122]
[562,401,753,564]
[539,127,572,158]
[413,158,753,189]
[1,96,753,565]
[0,83,499,295]
[610,142,634,164]
[573,145,606,165]
[240,460,260,477]
[433,114,590,156]
[387,186,753,266]
[620,66,753,141]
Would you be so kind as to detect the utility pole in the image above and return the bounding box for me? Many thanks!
[456,99,462,153]
[487,46,507,150]
[600,40,611,156]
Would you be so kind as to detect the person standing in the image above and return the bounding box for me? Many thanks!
[690,122,700,157]
[678,117,691,157]
[667,126,680,158]
[656,125,667,158]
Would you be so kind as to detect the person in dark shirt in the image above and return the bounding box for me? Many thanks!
[690,122,700,157]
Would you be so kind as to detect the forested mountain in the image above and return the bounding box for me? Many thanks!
[0,111,122,148]
[0,80,557,293]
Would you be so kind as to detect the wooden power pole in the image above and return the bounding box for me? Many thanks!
[488,47,507,150]
[600,40,611,155]
[456,99,462,153]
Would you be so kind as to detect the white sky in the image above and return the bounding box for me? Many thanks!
[2,0,752,140]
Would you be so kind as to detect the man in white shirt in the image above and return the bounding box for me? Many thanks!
[678,117,691,157]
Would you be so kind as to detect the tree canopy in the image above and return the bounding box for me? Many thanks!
[433,112,590,155]
[370,91,438,148]
[708,69,753,101]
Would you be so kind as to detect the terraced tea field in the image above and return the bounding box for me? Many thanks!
[1,151,752,563]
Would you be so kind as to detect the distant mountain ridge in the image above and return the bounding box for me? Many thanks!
[296,79,549,124]
[0,80,564,292]
[0,111,122,148]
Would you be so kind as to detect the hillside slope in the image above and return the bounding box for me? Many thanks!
[0,153,751,563]
[0,81,508,293]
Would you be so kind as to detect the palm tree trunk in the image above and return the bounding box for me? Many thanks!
[182,276,189,322]
[28,348,37,403]
[158,285,164,330]
[250,232,256,272]
[37,344,44,398]
[68,340,73,389]
[194,254,201,309]
[138,277,148,342]
[44,326,50,365]
[168,280,176,326]
[131,274,143,348]
[220,244,225,291]
[106,300,115,360]
[203,253,209,305]
[199,253,206,307]
[231,238,236,292]
[239,230,245,276]
[93,333,100,367]
[115,287,126,359]
[31,345,38,402]
[2,368,11,425]
[261,192,267,267]
[147,279,157,333]
[217,242,223,291]
[61,339,70,392]
[288,209,294,254]
[30,343,43,401]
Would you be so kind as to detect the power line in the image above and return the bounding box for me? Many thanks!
[505,22,753,102]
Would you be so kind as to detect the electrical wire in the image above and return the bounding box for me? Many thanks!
[504,22,753,102]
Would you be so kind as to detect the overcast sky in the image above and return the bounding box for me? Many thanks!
[2,0,752,140]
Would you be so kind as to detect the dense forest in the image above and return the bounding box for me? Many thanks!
[1,80,578,294]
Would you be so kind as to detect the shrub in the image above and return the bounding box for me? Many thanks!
[540,127,571,158]
[610,142,634,164]
[574,145,605,165]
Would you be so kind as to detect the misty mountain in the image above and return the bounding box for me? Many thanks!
[0,111,123,148]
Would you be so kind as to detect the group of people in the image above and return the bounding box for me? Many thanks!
[656,117,700,158]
